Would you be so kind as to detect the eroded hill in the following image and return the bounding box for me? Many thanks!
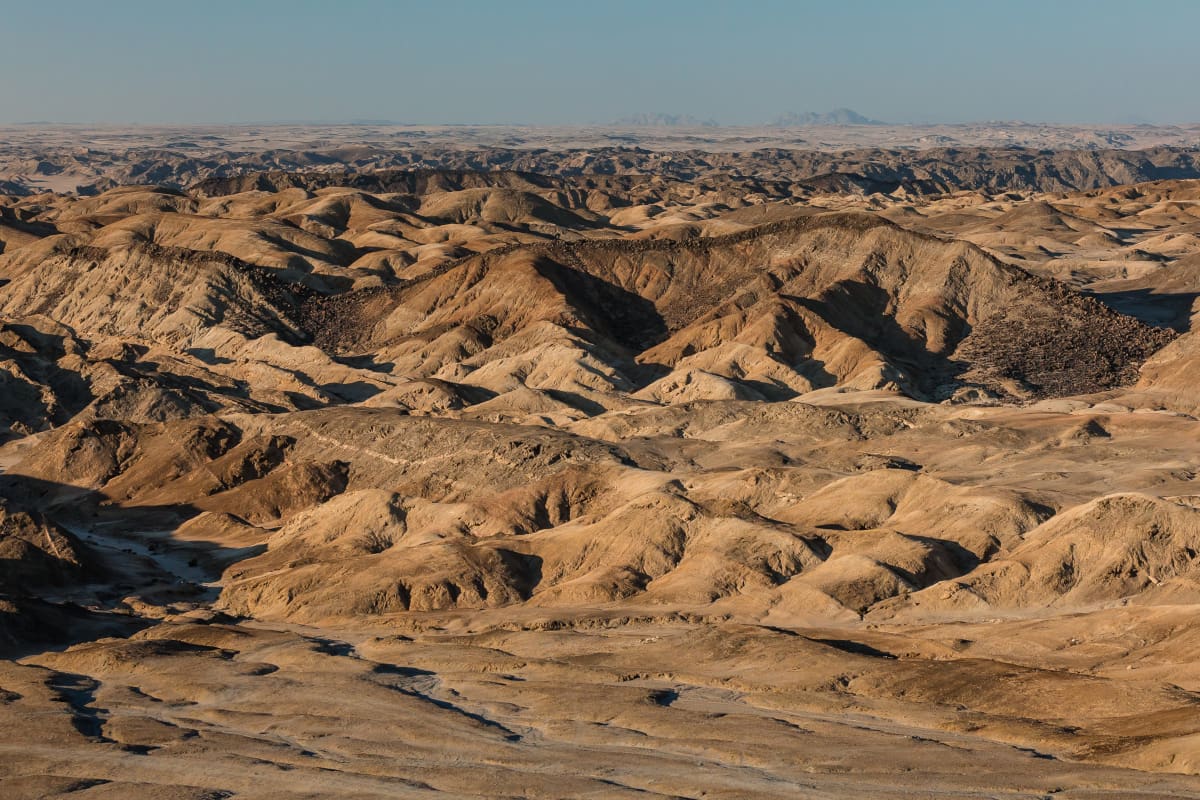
[3,154,1200,798]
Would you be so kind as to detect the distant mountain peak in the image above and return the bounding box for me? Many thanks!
[611,112,720,127]
[769,108,884,126]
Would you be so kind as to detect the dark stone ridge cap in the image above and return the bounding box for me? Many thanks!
[188,167,669,198]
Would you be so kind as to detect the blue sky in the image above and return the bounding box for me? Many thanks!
[1,0,1196,125]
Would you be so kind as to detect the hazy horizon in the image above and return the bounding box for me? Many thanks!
[2,0,1199,126]
[0,114,1189,128]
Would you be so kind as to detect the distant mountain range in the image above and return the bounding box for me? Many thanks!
[768,108,884,126]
